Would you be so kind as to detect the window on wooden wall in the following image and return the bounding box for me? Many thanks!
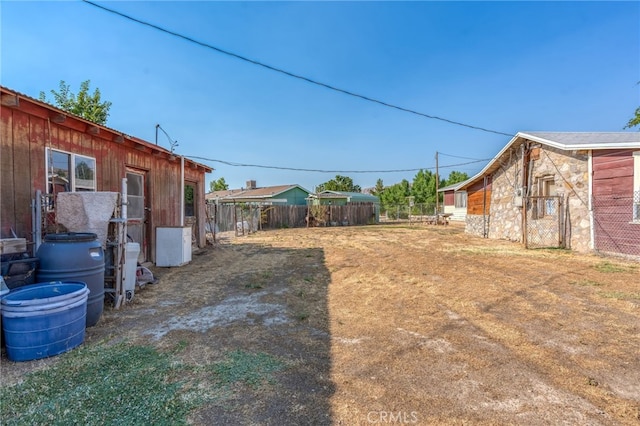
[454,191,467,208]
[184,184,195,217]
[46,148,96,194]
[633,152,640,222]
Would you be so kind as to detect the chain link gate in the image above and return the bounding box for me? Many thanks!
[524,196,564,249]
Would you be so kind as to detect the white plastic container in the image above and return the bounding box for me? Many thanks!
[124,242,140,297]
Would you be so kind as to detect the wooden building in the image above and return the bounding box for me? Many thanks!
[437,179,470,222]
[460,132,640,257]
[1,85,212,263]
[592,149,640,256]
[206,181,311,205]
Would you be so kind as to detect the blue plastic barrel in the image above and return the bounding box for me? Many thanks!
[1,282,88,362]
[36,233,105,327]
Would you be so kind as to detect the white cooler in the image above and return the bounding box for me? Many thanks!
[124,242,140,299]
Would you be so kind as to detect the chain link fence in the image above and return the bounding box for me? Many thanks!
[592,192,640,258]
[381,203,439,222]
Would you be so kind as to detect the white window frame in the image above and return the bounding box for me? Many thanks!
[454,191,467,209]
[46,148,96,194]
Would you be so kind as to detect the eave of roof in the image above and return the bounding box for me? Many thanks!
[206,184,310,201]
[437,179,471,193]
[1,85,213,173]
[458,131,640,190]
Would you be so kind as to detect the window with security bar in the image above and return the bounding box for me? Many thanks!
[535,176,557,218]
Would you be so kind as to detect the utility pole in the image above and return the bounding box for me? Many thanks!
[435,151,439,215]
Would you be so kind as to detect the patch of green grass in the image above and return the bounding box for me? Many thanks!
[0,343,288,426]
[173,340,189,353]
[599,291,640,301]
[245,271,274,290]
[209,350,284,389]
[0,342,198,426]
[245,282,264,289]
[303,276,314,283]
[571,279,603,287]
[593,261,629,273]
[295,311,310,321]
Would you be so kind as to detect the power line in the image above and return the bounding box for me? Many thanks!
[185,155,490,174]
[82,0,513,137]
[438,152,488,161]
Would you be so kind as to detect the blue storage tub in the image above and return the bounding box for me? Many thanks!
[1,282,88,362]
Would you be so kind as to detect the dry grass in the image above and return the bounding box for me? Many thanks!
[2,223,639,425]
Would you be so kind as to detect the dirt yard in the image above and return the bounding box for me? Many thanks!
[2,223,639,425]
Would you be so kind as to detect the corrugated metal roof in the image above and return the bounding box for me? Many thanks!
[206,184,310,201]
[1,85,213,173]
[459,131,640,190]
[438,179,471,193]
[314,191,380,201]
[521,132,640,149]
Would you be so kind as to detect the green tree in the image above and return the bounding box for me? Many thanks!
[411,169,437,204]
[378,179,411,207]
[39,80,112,125]
[209,177,229,192]
[371,178,385,196]
[316,175,361,193]
[624,107,640,130]
[445,171,469,186]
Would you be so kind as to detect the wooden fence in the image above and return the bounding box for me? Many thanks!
[205,202,378,233]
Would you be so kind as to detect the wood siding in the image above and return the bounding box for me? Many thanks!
[592,150,634,195]
[466,178,492,215]
[443,191,454,206]
[1,88,211,261]
[592,149,640,256]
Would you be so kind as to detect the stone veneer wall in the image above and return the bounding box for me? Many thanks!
[466,143,591,252]
[487,147,524,243]
[465,214,488,236]
[528,145,591,252]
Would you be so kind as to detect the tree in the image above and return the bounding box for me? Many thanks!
[371,178,385,196]
[316,175,361,193]
[445,171,469,186]
[39,80,112,125]
[209,177,229,192]
[411,169,437,204]
[624,107,640,130]
[624,81,640,130]
[378,179,411,207]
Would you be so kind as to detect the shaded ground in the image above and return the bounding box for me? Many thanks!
[2,223,639,425]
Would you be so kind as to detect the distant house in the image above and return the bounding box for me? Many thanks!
[0,85,213,263]
[206,181,311,206]
[437,180,469,222]
[308,190,380,223]
[459,132,640,257]
[308,190,380,206]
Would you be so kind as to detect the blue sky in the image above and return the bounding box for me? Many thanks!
[2,1,639,192]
